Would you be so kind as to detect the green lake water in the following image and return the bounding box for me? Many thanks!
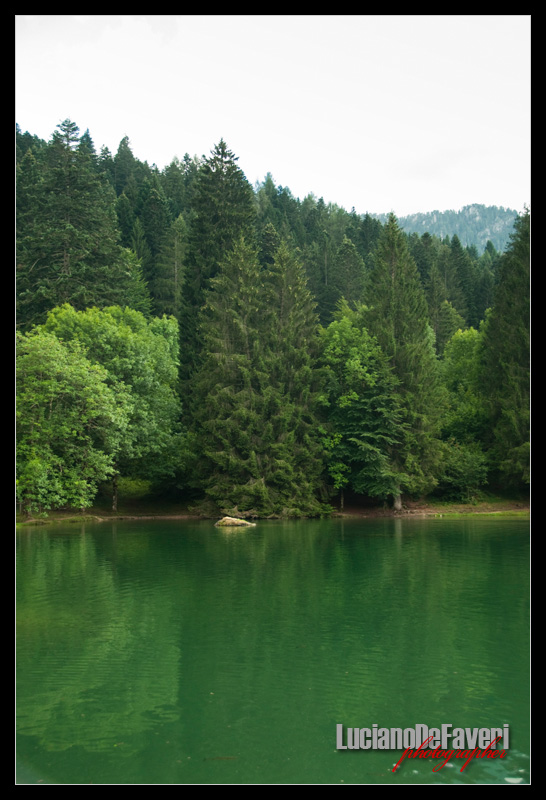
[16,516,530,785]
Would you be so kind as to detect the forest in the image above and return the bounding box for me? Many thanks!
[16,120,530,518]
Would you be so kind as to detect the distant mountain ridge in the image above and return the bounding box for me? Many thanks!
[372,204,520,253]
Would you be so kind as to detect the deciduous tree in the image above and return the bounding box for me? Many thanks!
[16,329,131,515]
[42,304,183,509]
[319,302,401,507]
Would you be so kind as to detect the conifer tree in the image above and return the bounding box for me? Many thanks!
[151,214,188,319]
[130,217,153,283]
[16,120,137,330]
[449,234,478,326]
[424,260,448,350]
[261,241,326,515]
[474,245,498,322]
[187,139,256,300]
[258,221,282,267]
[191,238,271,513]
[480,210,530,487]
[180,140,257,394]
[114,135,137,196]
[160,155,199,219]
[97,145,116,187]
[117,249,153,318]
[409,231,436,284]
[436,299,465,355]
[139,185,172,269]
[366,214,445,507]
[331,236,367,310]
[115,192,136,248]
[192,238,326,517]
[78,128,97,163]
[435,238,466,320]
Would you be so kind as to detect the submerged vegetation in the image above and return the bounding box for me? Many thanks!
[16,121,530,518]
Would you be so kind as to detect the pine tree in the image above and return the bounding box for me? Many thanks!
[331,236,367,310]
[151,214,188,319]
[187,139,256,301]
[474,243,499,323]
[480,210,530,487]
[16,120,137,330]
[97,145,116,187]
[436,299,465,356]
[160,155,199,219]
[433,238,466,321]
[192,238,326,517]
[78,128,97,164]
[261,240,326,515]
[130,217,153,283]
[113,135,137,196]
[449,234,478,326]
[424,260,448,350]
[180,140,257,394]
[258,221,282,268]
[16,123,47,163]
[139,185,172,268]
[191,238,271,513]
[366,214,445,507]
[409,231,436,284]
[115,192,136,248]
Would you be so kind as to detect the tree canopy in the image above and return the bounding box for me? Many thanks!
[16,120,530,515]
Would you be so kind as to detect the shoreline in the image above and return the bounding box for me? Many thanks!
[16,499,530,527]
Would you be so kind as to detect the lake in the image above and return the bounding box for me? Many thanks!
[16,515,530,784]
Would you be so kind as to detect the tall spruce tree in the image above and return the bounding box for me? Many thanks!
[115,192,136,248]
[16,120,137,329]
[180,140,257,394]
[366,214,445,508]
[139,185,172,274]
[331,236,367,310]
[187,139,256,300]
[261,240,326,515]
[113,135,137,197]
[480,210,530,487]
[191,238,273,514]
[192,238,326,517]
[151,214,188,319]
[449,234,478,326]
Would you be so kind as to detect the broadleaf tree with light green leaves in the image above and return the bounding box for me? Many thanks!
[41,304,185,510]
[319,301,402,509]
[16,328,132,515]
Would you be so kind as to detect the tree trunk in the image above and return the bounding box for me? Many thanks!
[393,492,402,513]
[112,473,118,512]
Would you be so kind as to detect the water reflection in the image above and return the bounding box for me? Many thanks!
[17,517,530,784]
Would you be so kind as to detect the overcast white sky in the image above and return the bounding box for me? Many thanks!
[15,15,531,217]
